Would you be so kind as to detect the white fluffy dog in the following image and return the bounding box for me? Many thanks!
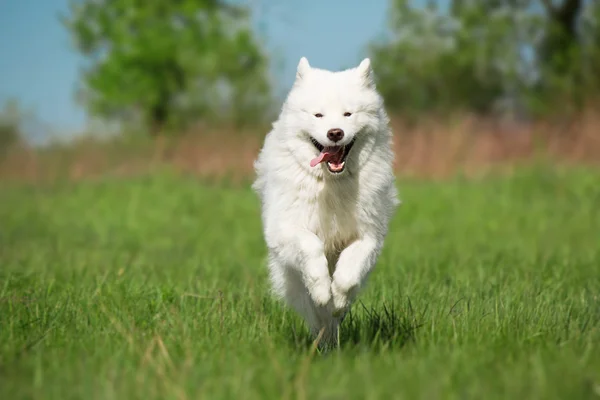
[252,57,400,345]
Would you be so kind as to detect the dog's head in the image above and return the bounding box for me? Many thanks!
[280,57,387,177]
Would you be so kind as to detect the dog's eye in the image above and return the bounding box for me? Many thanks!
[344,112,352,117]
[314,113,323,118]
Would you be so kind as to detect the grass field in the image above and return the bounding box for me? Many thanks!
[1,165,600,399]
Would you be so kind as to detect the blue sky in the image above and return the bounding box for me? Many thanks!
[0,0,390,136]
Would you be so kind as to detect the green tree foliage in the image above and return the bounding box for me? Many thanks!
[533,0,600,112]
[370,0,600,118]
[62,0,272,135]
[369,0,533,117]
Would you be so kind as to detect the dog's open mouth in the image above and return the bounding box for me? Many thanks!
[309,137,356,174]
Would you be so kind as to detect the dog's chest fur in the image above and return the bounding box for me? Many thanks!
[301,178,360,271]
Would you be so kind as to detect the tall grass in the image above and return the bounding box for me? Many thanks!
[1,166,599,399]
[1,110,599,183]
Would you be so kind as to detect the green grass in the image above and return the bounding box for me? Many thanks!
[1,166,600,399]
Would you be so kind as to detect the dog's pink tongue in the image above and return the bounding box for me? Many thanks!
[309,152,327,167]
[310,147,338,168]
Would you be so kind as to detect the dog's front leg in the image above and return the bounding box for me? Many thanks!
[270,227,331,306]
[331,235,380,314]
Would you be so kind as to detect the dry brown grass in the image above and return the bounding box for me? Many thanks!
[1,109,599,184]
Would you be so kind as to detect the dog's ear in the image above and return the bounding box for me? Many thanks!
[356,58,374,87]
[296,57,311,80]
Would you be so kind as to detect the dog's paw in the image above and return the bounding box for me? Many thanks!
[305,259,332,306]
[331,274,359,314]
[308,276,331,306]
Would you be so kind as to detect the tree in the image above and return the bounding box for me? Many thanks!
[62,0,272,135]
[369,0,535,118]
[532,0,600,111]
[0,99,25,154]
[369,0,600,118]
[539,0,582,73]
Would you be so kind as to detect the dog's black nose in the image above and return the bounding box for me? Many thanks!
[327,128,344,143]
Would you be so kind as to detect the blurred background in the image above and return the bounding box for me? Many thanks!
[1,0,599,180]
[2,3,600,396]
